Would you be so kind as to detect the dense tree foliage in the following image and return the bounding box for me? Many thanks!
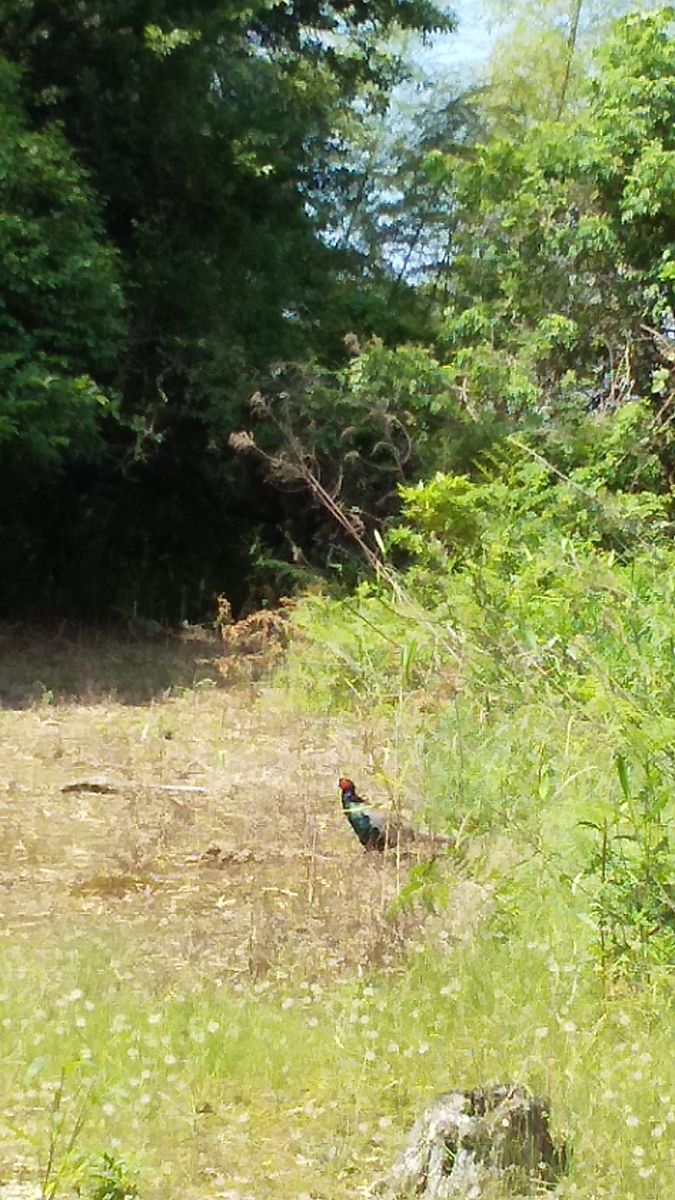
[0,57,124,460]
[0,0,450,618]
[238,9,674,569]
[435,8,674,440]
[0,2,673,620]
[0,0,450,430]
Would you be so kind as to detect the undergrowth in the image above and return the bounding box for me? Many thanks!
[284,479,675,984]
[274,454,675,1196]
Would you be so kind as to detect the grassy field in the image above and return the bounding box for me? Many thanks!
[0,624,672,1199]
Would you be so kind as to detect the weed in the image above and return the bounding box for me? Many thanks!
[581,755,675,980]
[80,1153,138,1200]
[37,1069,91,1200]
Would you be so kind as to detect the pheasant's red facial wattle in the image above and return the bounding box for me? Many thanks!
[338,776,355,792]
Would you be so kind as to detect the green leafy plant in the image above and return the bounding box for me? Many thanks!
[81,1152,139,1200]
[0,56,124,462]
[581,754,675,980]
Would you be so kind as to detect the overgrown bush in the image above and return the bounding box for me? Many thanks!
[284,422,675,984]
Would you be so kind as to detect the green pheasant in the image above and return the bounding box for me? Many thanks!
[338,777,455,852]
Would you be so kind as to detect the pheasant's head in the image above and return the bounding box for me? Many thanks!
[338,776,356,793]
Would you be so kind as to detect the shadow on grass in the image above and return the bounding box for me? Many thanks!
[0,624,229,707]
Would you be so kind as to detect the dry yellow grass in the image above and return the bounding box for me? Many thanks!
[0,626,462,986]
[0,626,472,1200]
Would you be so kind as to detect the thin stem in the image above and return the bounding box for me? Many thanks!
[556,0,584,120]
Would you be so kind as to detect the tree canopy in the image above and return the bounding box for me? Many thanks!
[1,2,673,620]
[0,0,451,617]
[0,57,124,460]
[433,7,675,427]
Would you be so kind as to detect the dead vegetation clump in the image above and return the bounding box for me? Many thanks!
[215,605,292,682]
[69,871,160,899]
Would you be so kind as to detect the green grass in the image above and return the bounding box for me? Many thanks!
[0,901,672,1198]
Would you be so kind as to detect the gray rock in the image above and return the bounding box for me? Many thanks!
[376,1085,567,1199]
